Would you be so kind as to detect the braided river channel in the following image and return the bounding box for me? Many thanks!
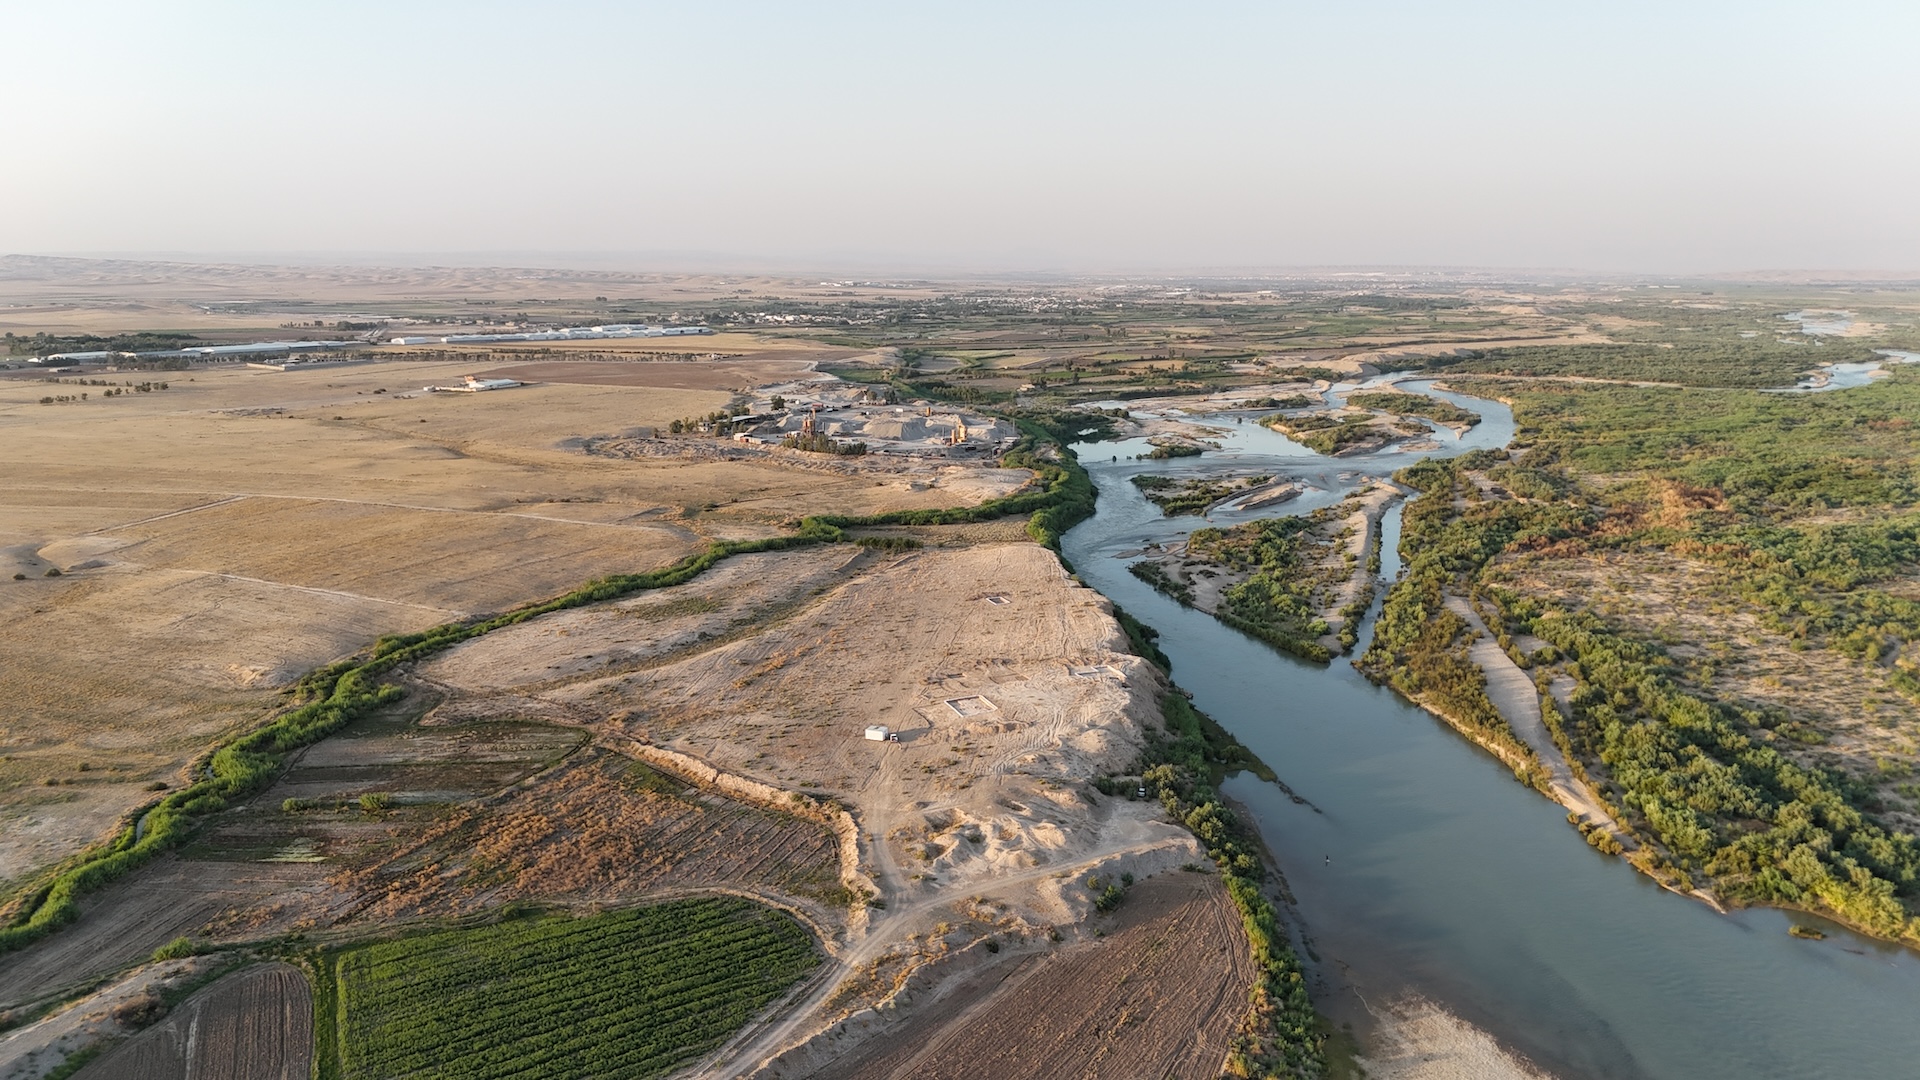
[1062,383,1920,1079]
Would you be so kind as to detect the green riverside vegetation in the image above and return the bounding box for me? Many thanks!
[1130,473,1273,516]
[1344,389,1479,427]
[1135,686,1322,1077]
[1364,369,1920,942]
[1182,516,1335,663]
[1389,340,1878,389]
[315,899,817,1080]
[1262,413,1384,456]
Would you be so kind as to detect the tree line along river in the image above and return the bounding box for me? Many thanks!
[1063,383,1920,1080]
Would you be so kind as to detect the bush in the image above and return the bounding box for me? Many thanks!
[110,991,166,1026]
[151,936,197,961]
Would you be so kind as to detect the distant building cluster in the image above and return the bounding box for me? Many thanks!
[39,339,369,364]
[27,324,712,365]
[732,399,1019,457]
[387,324,712,346]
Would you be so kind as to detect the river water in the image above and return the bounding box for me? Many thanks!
[1061,387,1920,1079]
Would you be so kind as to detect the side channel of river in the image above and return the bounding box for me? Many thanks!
[1062,385,1920,1080]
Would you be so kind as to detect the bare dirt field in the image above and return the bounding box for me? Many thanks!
[0,860,331,1015]
[326,748,845,925]
[801,871,1255,1080]
[0,959,224,1080]
[0,694,842,1015]
[403,541,1209,1073]
[70,963,311,1080]
[0,353,1034,890]
[2,536,1206,1074]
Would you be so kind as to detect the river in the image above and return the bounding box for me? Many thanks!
[1061,385,1920,1080]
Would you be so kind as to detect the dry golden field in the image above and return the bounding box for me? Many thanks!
[0,349,987,889]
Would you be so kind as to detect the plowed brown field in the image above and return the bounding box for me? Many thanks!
[812,872,1254,1080]
[71,963,311,1080]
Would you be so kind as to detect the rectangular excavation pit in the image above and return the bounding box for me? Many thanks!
[943,696,998,718]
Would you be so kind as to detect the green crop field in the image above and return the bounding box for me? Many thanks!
[320,898,820,1080]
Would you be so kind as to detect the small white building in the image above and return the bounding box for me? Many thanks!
[427,376,523,393]
[863,725,891,742]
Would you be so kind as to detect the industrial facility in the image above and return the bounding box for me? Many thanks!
[389,324,712,346]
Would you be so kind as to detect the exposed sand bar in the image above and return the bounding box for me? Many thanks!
[1443,595,1622,834]
[1356,995,1556,1080]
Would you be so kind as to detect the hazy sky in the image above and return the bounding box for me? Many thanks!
[4,1,1917,273]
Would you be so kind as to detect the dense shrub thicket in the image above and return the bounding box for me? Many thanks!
[1361,370,1920,941]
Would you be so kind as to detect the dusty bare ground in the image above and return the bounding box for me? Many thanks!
[325,749,845,925]
[400,542,1202,1073]
[5,540,1206,1071]
[68,963,311,1080]
[1354,996,1556,1080]
[588,437,1035,511]
[787,871,1254,1080]
[1484,548,1920,835]
[0,358,1032,889]
[0,692,842,1015]
[0,958,223,1080]
[0,860,334,1017]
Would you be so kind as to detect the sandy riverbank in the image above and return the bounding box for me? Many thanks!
[1356,995,1556,1080]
